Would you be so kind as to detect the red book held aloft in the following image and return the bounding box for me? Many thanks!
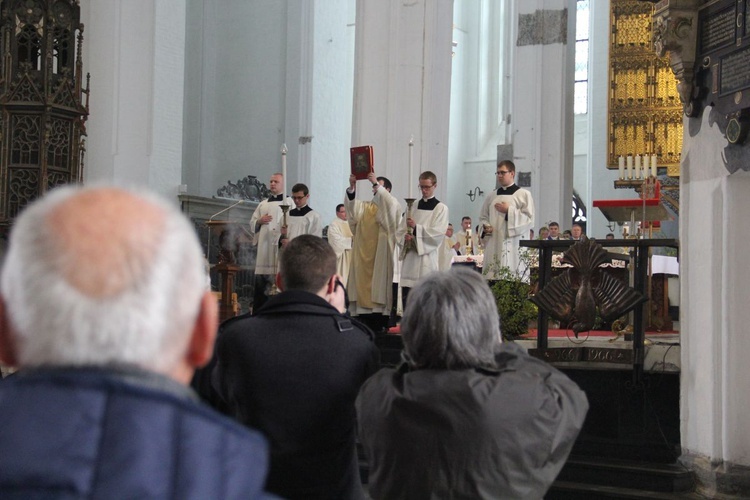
[350,145,374,180]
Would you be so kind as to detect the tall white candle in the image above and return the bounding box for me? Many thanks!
[626,155,633,180]
[409,136,415,198]
[635,154,641,179]
[651,154,657,177]
[281,144,288,196]
[618,156,625,180]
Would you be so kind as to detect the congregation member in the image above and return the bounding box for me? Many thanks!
[479,160,535,279]
[213,235,379,499]
[538,226,550,240]
[455,216,479,254]
[327,203,353,286]
[563,229,573,239]
[345,172,401,329]
[571,222,584,241]
[249,172,292,309]
[547,221,562,240]
[396,170,448,305]
[438,223,460,271]
[356,267,589,499]
[280,182,323,245]
[0,185,270,498]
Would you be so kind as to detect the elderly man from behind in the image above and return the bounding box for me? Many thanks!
[214,234,379,499]
[0,186,269,498]
[356,267,589,499]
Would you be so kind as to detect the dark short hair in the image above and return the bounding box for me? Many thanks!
[419,171,437,185]
[572,222,584,230]
[461,216,471,222]
[548,222,559,228]
[279,235,336,293]
[336,204,345,213]
[291,183,309,196]
[498,160,516,173]
[377,176,392,191]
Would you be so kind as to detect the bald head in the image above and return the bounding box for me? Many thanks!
[0,185,216,382]
[46,189,166,298]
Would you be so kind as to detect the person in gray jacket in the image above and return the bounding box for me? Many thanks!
[356,267,589,500]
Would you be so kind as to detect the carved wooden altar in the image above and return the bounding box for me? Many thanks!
[0,0,89,233]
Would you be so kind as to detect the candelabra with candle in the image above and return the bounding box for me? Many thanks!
[269,203,292,296]
[401,198,417,260]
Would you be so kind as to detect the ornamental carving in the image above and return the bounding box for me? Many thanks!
[653,0,701,117]
[0,0,89,230]
[216,175,270,201]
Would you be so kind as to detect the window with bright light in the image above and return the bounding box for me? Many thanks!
[574,0,590,114]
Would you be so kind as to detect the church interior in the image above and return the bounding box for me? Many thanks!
[1,0,749,497]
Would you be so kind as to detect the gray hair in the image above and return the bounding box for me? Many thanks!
[0,185,206,373]
[401,267,501,369]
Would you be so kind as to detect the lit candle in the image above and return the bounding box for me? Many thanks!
[626,155,633,180]
[281,144,288,196]
[618,156,625,180]
[651,154,657,177]
[409,136,415,198]
[635,154,641,179]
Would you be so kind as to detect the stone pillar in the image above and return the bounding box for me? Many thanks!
[679,106,750,495]
[352,0,454,202]
[510,0,575,230]
[81,0,186,199]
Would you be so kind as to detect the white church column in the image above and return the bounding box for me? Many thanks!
[510,0,575,230]
[81,0,186,199]
[680,106,750,489]
[352,0,454,202]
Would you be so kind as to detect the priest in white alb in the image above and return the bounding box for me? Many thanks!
[249,172,293,309]
[345,172,401,321]
[328,203,353,286]
[397,171,449,305]
[479,160,535,279]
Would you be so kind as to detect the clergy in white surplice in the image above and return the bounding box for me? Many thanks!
[479,160,535,279]
[250,173,294,309]
[438,223,460,271]
[345,173,401,317]
[281,183,323,245]
[397,171,449,300]
[328,204,353,287]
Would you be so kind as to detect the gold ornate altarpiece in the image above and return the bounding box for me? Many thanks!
[609,1,683,183]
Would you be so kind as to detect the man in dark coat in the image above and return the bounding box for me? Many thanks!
[213,234,379,499]
[356,267,589,500]
[0,186,270,499]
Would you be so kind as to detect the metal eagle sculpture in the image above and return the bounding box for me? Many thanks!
[531,237,646,337]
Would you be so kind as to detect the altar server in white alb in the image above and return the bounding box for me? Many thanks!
[438,223,460,271]
[281,183,323,245]
[397,171,449,304]
[250,173,293,309]
[479,160,535,279]
[328,204,353,286]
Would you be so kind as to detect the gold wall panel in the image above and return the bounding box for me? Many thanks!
[608,0,682,178]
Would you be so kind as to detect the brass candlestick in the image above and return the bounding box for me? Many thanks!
[401,198,417,260]
[269,203,291,296]
[279,203,291,228]
[465,229,473,255]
